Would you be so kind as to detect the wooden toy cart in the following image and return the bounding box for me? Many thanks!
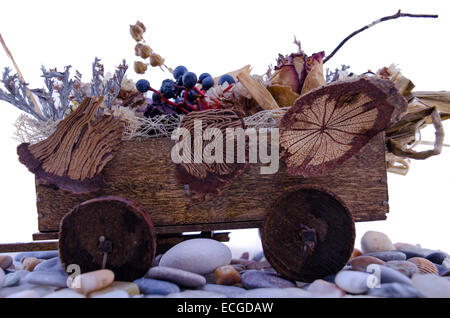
[0,130,388,282]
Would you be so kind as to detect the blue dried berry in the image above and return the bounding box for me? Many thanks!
[136,79,150,93]
[201,76,215,90]
[218,74,235,86]
[173,65,188,80]
[182,72,198,89]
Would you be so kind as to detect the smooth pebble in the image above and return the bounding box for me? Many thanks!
[3,271,21,287]
[335,270,370,294]
[167,290,226,298]
[21,257,44,271]
[159,239,232,275]
[385,261,419,277]
[0,255,13,270]
[33,257,66,274]
[25,271,68,288]
[234,287,310,298]
[146,266,206,288]
[15,251,59,262]
[199,284,246,297]
[44,288,86,298]
[348,256,384,271]
[307,279,346,298]
[134,277,180,295]
[71,269,115,295]
[367,283,422,298]
[241,270,295,289]
[6,290,40,298]
[0,268,5,287]
[426,252,447,265]
[411,273,450,298]
[361,231,394,254]
[214,265,241,285]
[88,281,140,297]
[378,265,412,285]
[365,251,406,262]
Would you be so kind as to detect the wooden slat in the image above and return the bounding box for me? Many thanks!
[35,133,388,233]
[0,241,58,253]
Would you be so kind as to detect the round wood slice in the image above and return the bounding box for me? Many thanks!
[262,186,355,283]
[59,196,156,281]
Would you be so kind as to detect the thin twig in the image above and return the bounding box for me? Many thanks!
[0,33,43,117]
[323,10,438,64]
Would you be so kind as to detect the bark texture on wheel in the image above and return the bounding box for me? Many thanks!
[59,196,156,281]
[262,186,355,282]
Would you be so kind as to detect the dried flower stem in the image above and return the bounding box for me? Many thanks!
[323,10,438,64]
[0,33,43,118]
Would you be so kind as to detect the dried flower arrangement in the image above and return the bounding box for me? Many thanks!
[0,10,448,182]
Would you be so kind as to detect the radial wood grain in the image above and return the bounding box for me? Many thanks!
[280,77,407,177]
[36,132,388,233]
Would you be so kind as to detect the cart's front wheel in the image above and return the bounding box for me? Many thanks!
[262,186,355,283]
[59,196,156,281]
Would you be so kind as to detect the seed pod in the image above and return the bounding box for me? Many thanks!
[134,61,148,74]
[130,24,144,42]
[139,45,152,59]
[135,20,146,33]
[149,53,164,67]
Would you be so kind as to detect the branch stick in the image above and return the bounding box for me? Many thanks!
[0,33,43,117]
[323,10,438,64]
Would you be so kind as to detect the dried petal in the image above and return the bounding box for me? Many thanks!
[267,85,300,107]
[134,61,147,74]
[149,53,164,67]
[270,53,306,94]
[301,51,326,95]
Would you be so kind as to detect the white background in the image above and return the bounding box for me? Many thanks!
[0,0,448,258]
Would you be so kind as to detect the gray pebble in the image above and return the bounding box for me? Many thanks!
[25,271,69,288]
[134,278,180,295]
[146,266,206,288]
[368,283,422,298]
[366,251,406,262]
[3,272,21,287]
[167,290,226,298]
[33,257,66,274]
[241,270,295,289]
[377,265,412,285]
[14,251,59,262]
[199,284,246,297]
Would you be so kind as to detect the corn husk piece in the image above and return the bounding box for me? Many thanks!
[411,91,450,114]
[267,85,300,107]
[237,70,279,110]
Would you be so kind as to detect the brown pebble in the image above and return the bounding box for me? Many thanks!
[394,242,416,250]
[349,248,362,260]
[385,260,419,277]
[22,257,44,271]
[71,269,115,295]
[240,252,250,260]
[0,255,13,270]
[348,256,385,271]
[408,257,439,275]
[214,265,241,285]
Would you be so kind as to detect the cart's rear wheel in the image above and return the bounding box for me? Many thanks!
[59,196,156,281]
[262,186,355,283]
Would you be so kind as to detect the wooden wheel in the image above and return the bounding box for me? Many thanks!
[59,196,156,281]
[262,186,355,283]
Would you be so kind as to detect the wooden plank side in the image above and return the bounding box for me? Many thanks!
[36,132,388,232]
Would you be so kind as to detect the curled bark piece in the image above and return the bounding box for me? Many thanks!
[17,97,125,193]
[280,77,408,177]
[175,109,247,201]
[387,107,444,160]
